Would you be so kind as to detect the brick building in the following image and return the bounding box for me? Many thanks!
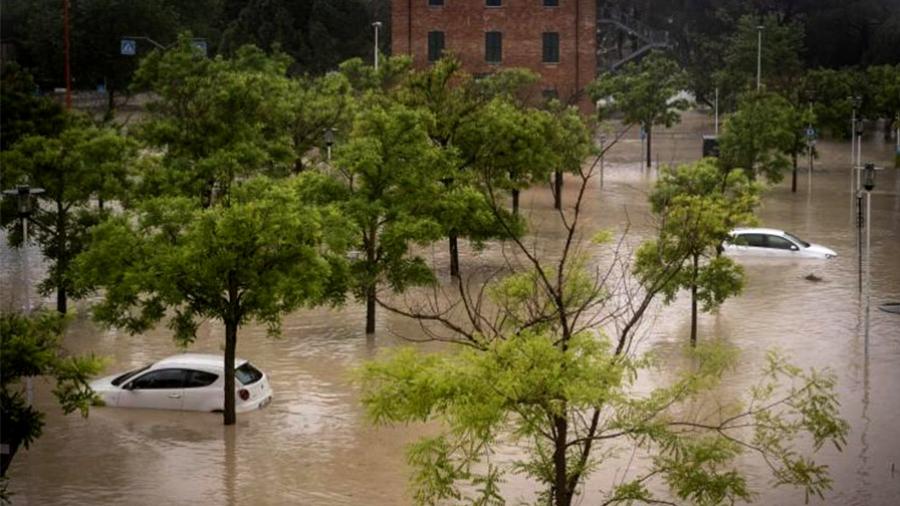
[392,0,597,112]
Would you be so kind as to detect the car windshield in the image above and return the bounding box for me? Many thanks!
[235,362,263,385]
[111,364,152,386]
[783,232,810,248]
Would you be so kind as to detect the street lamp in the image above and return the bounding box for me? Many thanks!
[756,25,764,91]
[323,128,336,162]
[2,184,45,404]
[862,163,876,350]
[372,21,383,71]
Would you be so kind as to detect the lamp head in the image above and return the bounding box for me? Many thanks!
[323,128,335,146]
[863,163,875,191]
[372,21,383,28]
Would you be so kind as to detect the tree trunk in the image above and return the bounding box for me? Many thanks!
[224,318,238,425]
[553,171,563,210]
[791,151,798,193]
[365,283,376,334]
[553,415,573,506]
[690,253,698,347]
[104,85,115,121]
[449,231,459,278]
[512,189,520,216]
[645,125,652,168]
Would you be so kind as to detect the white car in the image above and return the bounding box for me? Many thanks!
[723,228,837,259]
[90,354,273,413]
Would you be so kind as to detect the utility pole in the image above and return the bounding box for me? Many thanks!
[372,22,383,71]
[756,25,764,91]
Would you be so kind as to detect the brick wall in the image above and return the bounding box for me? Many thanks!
[393,0,597,113]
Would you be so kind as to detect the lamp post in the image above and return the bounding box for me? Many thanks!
[372,21,383,71]
[323,127,335,162]
[756,25,764,91]
[599,133,607,189]
[2,184,45,404]
[849,95,862,211]
[863,163,876,350]
[855,118,864,292]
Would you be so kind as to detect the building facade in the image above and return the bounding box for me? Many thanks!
[392,0,597,112]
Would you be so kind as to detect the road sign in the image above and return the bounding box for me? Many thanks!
[805,127,816,139]
[120,39,136,56]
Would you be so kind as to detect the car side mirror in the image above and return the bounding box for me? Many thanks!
[123,382,135,391]
[790,244,799,251]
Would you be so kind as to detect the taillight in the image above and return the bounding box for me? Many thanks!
[239,388,250,401]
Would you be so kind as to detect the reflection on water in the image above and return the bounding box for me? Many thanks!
[4,112,900,505]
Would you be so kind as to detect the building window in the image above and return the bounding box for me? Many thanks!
[542,32,559,63]
[485,32,502,63]
[486,0,501,7]
[428,31,445,62]
[543,0,558,5]
[428,0,444,6]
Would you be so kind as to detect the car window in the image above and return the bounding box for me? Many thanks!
[112,364,152,386]
[235,362,263,385]
[129,369,186,390]
[185,370,218,388]
[783,231,810,248]
[736,234,767,247]
[766,235,795,250]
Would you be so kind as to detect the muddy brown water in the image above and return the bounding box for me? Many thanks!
[3,112,899,505]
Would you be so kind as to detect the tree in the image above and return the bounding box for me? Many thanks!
[1,115,136,313]
[1,311,102,478]
[360,153,847,506]
[131,37,297,205]
[0,64,66,151]
[714,14,805,107]
[327,100,447,334]
[400,58,537,277]
[718,91,796,183]
[589,51,689,167]
[73,177,349,425]
[285,70,354,172]
[635,159,760,345]
[864,64,900,140]
[801,68,862,138]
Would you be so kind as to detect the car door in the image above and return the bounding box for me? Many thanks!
[764,234,799,257]
[118,369,187,410]
[181,369,221,412]
[731,233,768,256]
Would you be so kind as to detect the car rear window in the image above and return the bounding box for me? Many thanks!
[111,364,152,386]
[186,370,219,388]
[235,362,263,385]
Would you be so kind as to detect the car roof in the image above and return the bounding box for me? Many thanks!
[152,353,247,371]
[731,227,786,236]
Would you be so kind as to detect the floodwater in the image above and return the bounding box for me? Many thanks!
[3,112,900,505]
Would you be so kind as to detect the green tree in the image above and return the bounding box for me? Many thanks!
[635,159,760,345]
[0,311,102,478]
[286,70,354,172]
[131,37,296,205]
[589,51,689,167]
[801,68,862,139]
[73,177,349,425]
[713,14,805,108]
[1,115,136,313]
[360,157,847,506]
[718,91,796,182]
[864,64,900,140]
[327,100,447,334]
[0,64,66,151]
[400,58,536,277]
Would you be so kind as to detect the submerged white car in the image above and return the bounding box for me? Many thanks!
[90,354,273,413]
[723,228,837,259]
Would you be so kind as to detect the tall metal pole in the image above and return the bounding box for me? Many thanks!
[864,189,871,348]
[850,108,856,212]
[714,88,719,135]
[63,0,72,109]
[22,217,33,404]
[756,25,763,91]
[373,22,382,71]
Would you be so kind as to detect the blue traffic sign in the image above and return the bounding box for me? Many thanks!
[120,39,136,56]
[805,127,816,139]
